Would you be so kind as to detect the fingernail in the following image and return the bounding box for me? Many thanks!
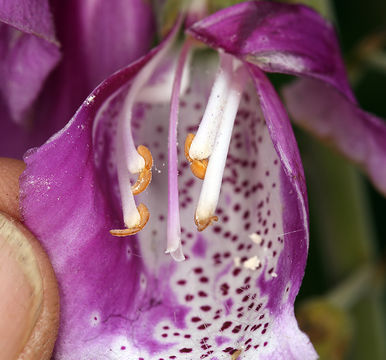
[0,213,43,359]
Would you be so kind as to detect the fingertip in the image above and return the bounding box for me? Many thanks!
[0,158,26,220]
[0,212,59,360]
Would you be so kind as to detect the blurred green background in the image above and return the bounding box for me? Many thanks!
[285,0,386,359]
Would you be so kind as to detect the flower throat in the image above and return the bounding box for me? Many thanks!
[110,40,247,261]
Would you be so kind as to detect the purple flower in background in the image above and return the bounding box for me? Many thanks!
[0,0,60,156]
[18,1,386,359]
[0,0,154,158]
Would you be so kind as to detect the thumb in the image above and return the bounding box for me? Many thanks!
[0,158,59,360]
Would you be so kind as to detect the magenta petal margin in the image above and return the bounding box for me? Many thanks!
[188,1,355,101]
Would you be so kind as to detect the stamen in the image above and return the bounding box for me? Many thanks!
[188,52,233,160]
[110,204,150,237]
[131,145,153,195]
[184,133,208,179]
[166,39,194,261]
[112,22,179,237]
[195,64,248,231]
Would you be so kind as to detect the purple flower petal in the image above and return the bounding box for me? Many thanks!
[187,1,354,101]
[0,0,60,123]
[0,0,155,158]
[28,0,154,146]
[50,0,155,91]
[0,0,57,43]
[283,78,386,196]
[0,23,60,122]
[20,36,316,358]
[29,0,155,149]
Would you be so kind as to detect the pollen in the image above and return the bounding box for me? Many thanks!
[231,349,242,360]
[194,213,218,232]
[110,203,150,237]
[185,133,208,180]
[131,145,153,195]
[243,256,261,270]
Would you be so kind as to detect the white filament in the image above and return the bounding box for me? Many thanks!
[189,52,233,160]
[116,144,141,228]
[195,65,247,222]
[115,29,177,226]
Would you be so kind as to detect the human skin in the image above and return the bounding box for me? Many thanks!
[0,158,59,360]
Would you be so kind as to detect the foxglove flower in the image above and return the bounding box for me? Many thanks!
[20,1,385,359]
[0,0,154,157]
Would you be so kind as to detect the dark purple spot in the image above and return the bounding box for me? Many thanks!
[198,323,211,330]
[200,305,211,312]
[220,321,232,331]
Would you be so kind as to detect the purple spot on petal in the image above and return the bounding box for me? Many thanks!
[215,336,231,346]
[224,298,233,315]
[192,234,207,257]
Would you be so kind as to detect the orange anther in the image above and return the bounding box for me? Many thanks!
[184,133,208,180]
[110,203,150,236]
[137,145,153,169]
[131,145,153,195]
[132,168,152,195]
[190,159,208,180]
[194,213,218,232]
[184,133,195,162]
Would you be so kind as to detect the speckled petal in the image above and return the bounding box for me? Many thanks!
[283,78,386,196]
[187,0,354,101]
